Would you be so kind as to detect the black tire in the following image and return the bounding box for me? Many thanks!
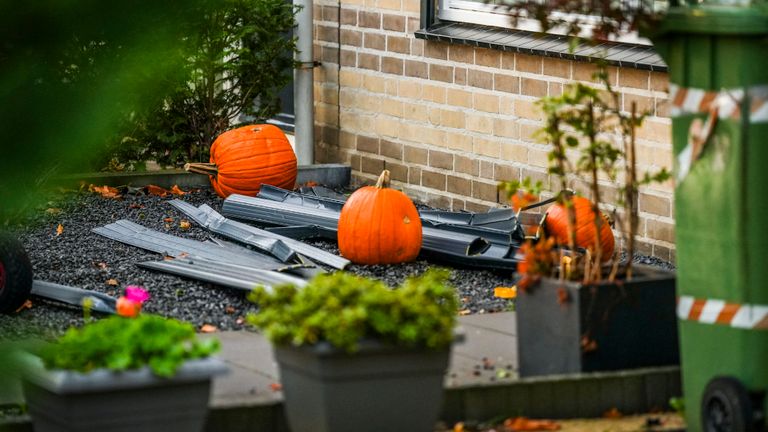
[0,234,33,314]
[702,376,757,432]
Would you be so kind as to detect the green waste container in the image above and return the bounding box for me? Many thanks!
[652,4,768,432]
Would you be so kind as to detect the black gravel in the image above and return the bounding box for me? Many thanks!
[0,187,674,341]
[0,188,518,340]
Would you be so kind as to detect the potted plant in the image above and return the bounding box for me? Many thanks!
[501,65,679,377]
[247,269,459,432]
[18,286,226,432]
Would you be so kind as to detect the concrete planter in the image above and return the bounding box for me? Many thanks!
[21,355,227,432]
[516,265,679,378]
[274,340,452,432]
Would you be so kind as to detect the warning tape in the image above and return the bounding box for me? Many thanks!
[669,83,768,123]
[677,295,768,330]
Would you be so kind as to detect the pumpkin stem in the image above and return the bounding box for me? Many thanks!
[185,162,219,177]
[375,170,391,189]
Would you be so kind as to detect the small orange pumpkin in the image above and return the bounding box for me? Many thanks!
[337,170,422,265]
[185,124,297,198]
[545,196,615,261]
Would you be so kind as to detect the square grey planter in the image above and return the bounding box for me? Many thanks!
[274,340,452,432]
[20,355,228,432]
[516,265,679,377]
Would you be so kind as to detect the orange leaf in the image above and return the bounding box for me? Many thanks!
[179,220,191,230]
[504,417,560,431]
[89,184,121,199]
[494,286,517,299]
[302,181,318,187]
[146,184,169,197]
[269,383,283,392]
[14,299,33,313]
[603,408,623,419]
[129,203,145,209]
[225,306,236,315]
[511,192,538,212]
[163,217,174,223]
[106,279,119,286]
[453,422,465,432]
[200,324,218,333]
[55,224,64,236]
[170,185,187,196]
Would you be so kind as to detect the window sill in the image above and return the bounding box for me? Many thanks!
[415,22,667,72]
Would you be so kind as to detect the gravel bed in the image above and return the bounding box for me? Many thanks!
[0,187,675,341]
[0,188,518,340]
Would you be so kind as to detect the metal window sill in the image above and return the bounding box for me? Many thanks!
[415,21,668,72]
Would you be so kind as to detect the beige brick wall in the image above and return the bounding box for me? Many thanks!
[311,0,676,261]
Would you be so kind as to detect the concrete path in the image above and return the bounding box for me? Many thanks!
[209,312,518,409]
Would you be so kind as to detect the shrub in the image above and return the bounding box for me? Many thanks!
[247,270,459,353]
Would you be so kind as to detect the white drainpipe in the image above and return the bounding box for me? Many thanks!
[294,0,314,166]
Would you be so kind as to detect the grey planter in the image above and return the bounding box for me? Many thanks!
[274,340,452,432]
[20,355,228,432]
[516,265,679,377]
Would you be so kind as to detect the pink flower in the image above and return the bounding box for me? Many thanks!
[125,286,150,304]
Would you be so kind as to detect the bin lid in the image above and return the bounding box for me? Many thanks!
[653,3,768,36]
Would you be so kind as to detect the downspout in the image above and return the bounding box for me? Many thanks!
[294,0,314,166]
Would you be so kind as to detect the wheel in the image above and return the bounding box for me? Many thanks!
[702,376,757,432]
[0,234,33,314]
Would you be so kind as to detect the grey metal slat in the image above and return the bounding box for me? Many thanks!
[31,280,117,314]
[170,201,349,270]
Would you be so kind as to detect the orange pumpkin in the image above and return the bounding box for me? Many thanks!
[337,170,422,265]
[545,196,614,261]
[185,124,297,198]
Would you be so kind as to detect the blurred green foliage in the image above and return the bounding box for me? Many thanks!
[0,0,296,221]
[0,1,204,220]
[247,269,459,353]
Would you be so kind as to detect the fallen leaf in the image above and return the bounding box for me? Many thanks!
[200,324,218,333]
[302,181,318,187]
[235,317,245,325]
[603,408,623,419]
[106,279,119,286]
[503,417,560,431]
[14,300,33,313]
[94,262,108,270]
[453,422,465,432]
[179,220,191,230]
[556,287,569,305]
[458,309,471,316]
[581,336,598,353]
[55,224,64,236]
[170,185,187,196]
[269,383,282,392]
[45,208,62,215]
[163,255,175,261]
[129,203,145,209]
[146,184,169,197]
[163,217,174,223]
[225,306,236,315]
[89,184,121,199]
[494,286,517,299]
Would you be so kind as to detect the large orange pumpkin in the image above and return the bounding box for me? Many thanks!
[545,196,615,261]
[337,170,422,265]
[185,124,297,198]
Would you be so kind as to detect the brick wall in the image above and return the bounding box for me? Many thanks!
[311,0,676,261]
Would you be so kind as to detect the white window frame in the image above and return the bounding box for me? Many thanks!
[436,0,657,46]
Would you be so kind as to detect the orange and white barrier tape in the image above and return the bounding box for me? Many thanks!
[669,84,768,123]
[677,295,768,330]
[669,83,768,184]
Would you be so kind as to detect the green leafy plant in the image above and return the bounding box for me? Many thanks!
[39,315,220,377]
[99,0,299,169]
[247,270,459,353]
[501,63,670,284]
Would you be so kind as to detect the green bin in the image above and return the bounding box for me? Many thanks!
[653,4,768,431]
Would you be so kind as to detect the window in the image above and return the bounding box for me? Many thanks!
[435,0,667,45]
